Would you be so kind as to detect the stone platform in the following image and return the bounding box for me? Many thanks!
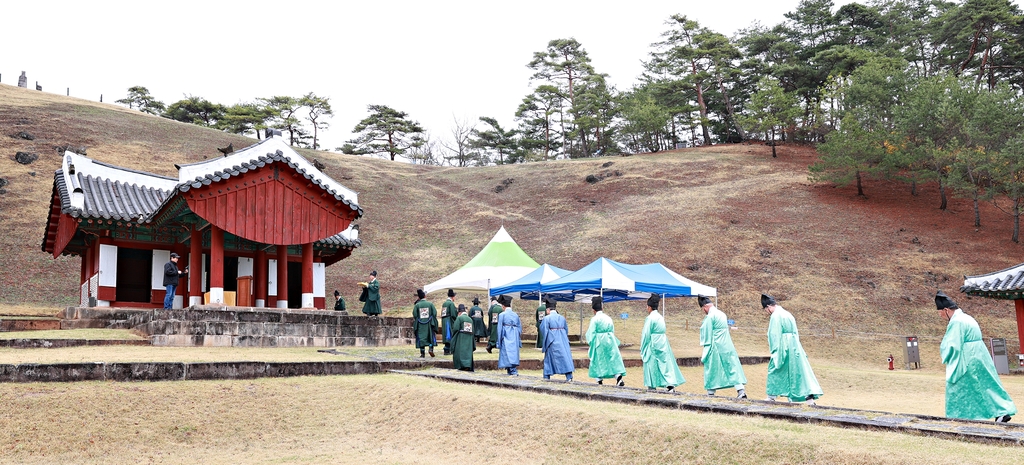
[58,306,413,347]
[395,368,1024,446]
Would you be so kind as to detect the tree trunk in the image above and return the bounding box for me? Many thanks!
[973,193,981,227]
[856,170,864,197]
[716,73,745,140]
[911,180,917,196]
[1014,198,1021,243]
[690,59,712,146]
[938,179,948,210]
[770,128,777,158]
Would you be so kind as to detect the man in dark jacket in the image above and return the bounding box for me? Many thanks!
[163,253,186,309]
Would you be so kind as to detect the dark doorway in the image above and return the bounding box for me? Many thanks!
[224,256,238,292]
[202,255,239,292]
[116,248,153,303]
[287,261,302,309]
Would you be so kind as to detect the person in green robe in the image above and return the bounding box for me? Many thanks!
[441,289,458,355]
[698,295,747,398]
[333,290,346,312]
[451,304,476,371]
[535,300,547,349]
[412,289,437,358]
[761,294,822,404]
[486,296,502,353]
[469,297,488,341]
[936,290,1016,422]
[586,296,625,386]
[641,294,685,391]
[359,271,381,316]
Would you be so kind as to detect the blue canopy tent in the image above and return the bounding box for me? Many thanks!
[541,257,716,304]
[489,264,575,301]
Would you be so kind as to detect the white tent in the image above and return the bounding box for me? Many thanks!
[423,226,541,295]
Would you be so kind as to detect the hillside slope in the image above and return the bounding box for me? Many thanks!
[2,83,1022,347]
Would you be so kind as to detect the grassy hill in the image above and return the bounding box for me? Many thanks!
[3,82,1023,353]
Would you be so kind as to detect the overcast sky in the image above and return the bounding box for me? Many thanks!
[3,0,971,153]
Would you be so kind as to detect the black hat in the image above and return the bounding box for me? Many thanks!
[334,289,340,297]
[416,289,426,299]
[499,295,512,306]
[647,294,661,309]
[545,297,557,309]
[760,294,776,308]
[170,252,180,258]
[935,290,958,310]
[458,304,467,313]
[370,270,377,277]
[447,288,456,298]
[697,295,712,308]
[472,297,480,305]
[592,296,603,311]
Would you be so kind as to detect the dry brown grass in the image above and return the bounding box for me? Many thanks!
[0,373,1020,464]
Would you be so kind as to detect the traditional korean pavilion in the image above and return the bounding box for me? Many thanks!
[961,263,1024,352]
[41,133,362,310]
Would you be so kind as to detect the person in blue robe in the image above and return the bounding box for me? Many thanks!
[540,297,574,381]
[495,295,522,376]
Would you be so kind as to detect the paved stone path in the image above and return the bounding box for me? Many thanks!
[394,367,1024,446]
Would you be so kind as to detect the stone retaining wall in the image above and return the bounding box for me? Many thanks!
[0,356,769,383]
[58,306,415,347]
[0,319,62,332]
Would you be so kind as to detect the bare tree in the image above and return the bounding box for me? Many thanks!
[406,133,443,166]
[440,116,481,167]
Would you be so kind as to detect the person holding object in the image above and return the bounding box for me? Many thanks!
[641,294,684,391]
[440,289,458,355]
[586,296,626,386]
[761,294,822,404]
[162,252,187,310]
[698,295,747,398]
[936,290,1016,422]
[358,270,381,316]
[412,289,437,358]
[333,290,346,312]
[495,295,522,376]
[451,304,476,371]
[539,297,574,382]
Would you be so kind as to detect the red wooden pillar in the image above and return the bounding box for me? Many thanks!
[276,245,288,308]
[210,225,225,304]
[301,243,313,308]
[173,244,187,308]
[188,226,203,307]
[254,250,267,307]
[1015,299,1024,357]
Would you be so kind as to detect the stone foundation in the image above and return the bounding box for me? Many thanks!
[58,306,414,347]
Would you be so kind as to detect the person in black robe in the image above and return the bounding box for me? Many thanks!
[333,290,346,312]
[469,297,488,342]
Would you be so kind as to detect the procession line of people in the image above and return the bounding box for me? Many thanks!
[410,286,1017,423]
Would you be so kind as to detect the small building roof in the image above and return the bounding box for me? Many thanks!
[961,262,1024,300]
[53,151,176,221]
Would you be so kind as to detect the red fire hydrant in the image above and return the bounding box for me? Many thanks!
[887,354,895,371]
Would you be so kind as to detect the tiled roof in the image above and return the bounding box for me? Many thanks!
[960,263,1024,299]
[53,152,176,221]
[171,136,362,219]
[316,231,361,249]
